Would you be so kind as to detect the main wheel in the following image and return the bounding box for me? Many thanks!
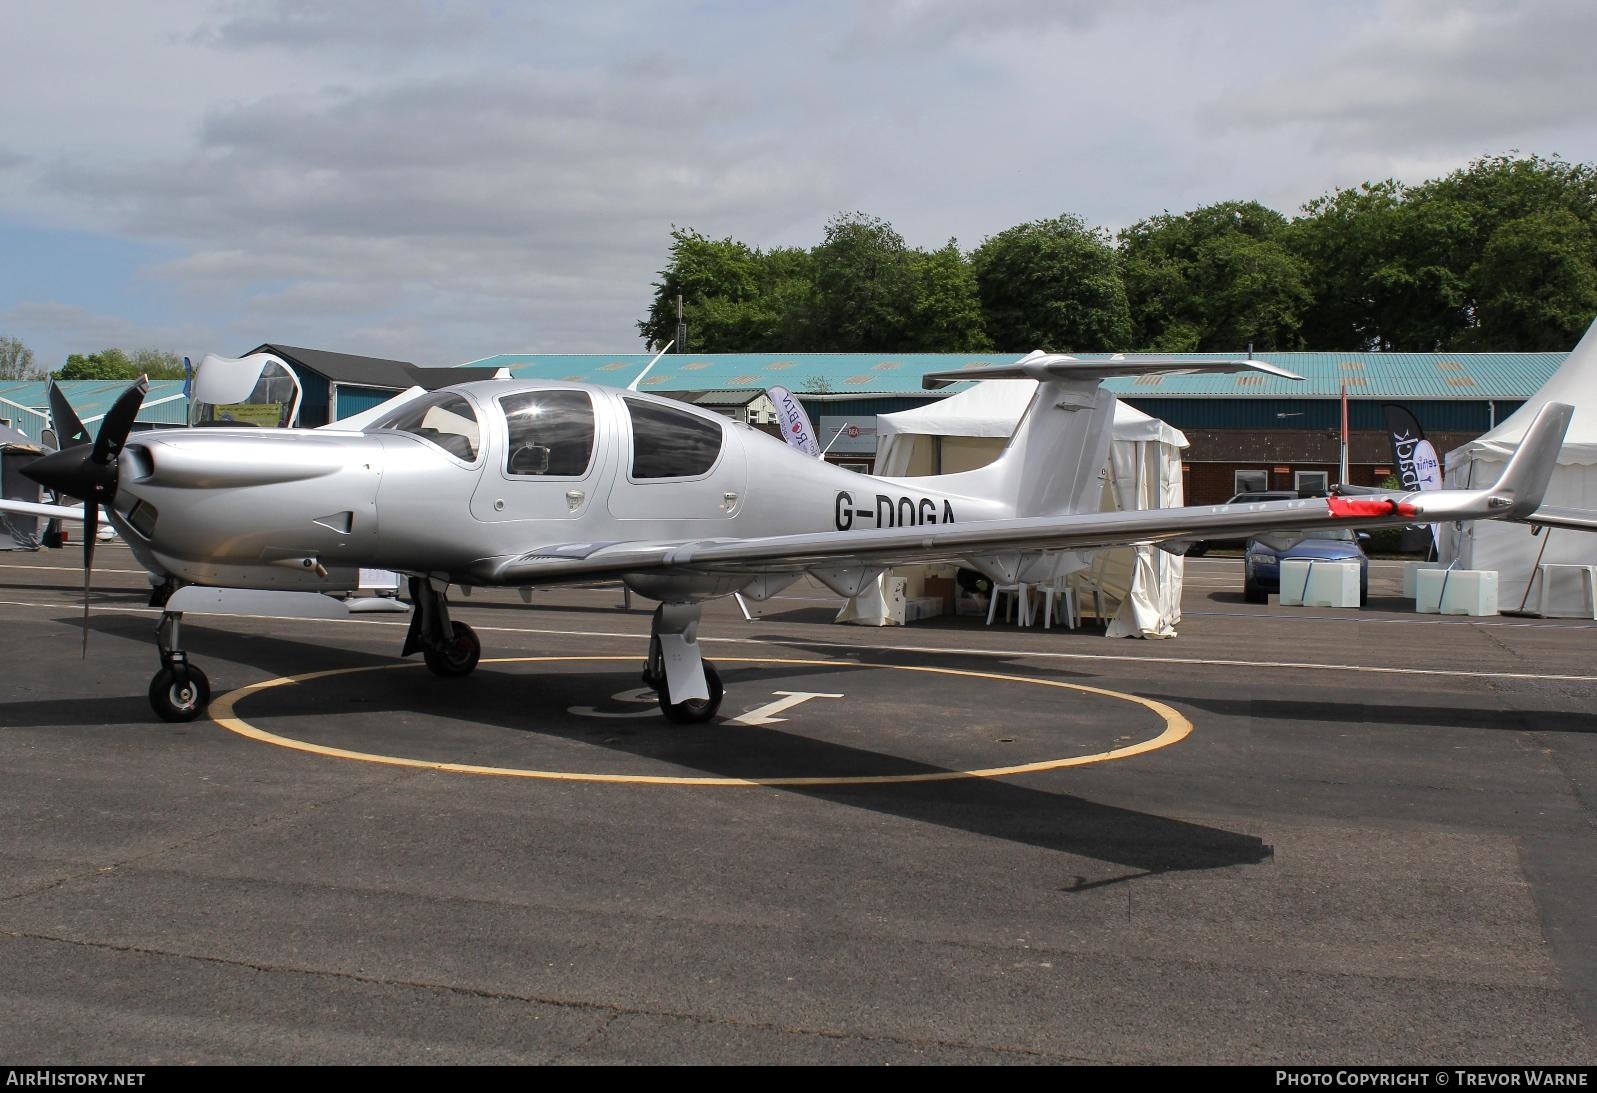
[424,621,481,677]
[149,665,211,722]
[658,661,723,724]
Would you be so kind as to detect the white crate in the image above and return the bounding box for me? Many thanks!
[1415,569,1498,616]
[1278,559,1362,608]
[1402,561,1448,598]
[1533,564,1597,619]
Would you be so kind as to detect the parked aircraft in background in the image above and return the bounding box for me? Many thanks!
[5,352,1573,725]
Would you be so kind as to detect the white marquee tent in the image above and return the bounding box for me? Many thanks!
[876,380,1189,637]
[1442,320,1597,610]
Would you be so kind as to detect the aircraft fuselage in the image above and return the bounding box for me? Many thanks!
[109,379,1010,598]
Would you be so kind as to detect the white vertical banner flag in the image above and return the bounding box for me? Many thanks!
[767,385,822,457]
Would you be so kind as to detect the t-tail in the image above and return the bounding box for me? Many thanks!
[917,352,1304,518]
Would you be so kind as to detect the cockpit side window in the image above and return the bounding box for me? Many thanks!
[624,397,724,480]
[498,390,595,477]
[374,392,481,462]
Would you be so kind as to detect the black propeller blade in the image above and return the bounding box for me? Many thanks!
[21,378,149,656]
[48,382,90,450]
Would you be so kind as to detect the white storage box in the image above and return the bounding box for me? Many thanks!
[1415,568,1498,616]
[1402,561,1448,598]
[1279,559,1361,608]
[1533,563,1597,619]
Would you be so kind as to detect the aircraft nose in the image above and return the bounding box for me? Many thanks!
[22,444,111,503]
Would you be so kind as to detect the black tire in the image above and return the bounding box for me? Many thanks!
[149,665,210,722]
[1243,577,1267,604]
[424,621,481,677]
[658,661,723,724]
[1360,582,1369,607]
[1187,542,1209,557]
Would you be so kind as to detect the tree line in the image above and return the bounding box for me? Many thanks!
[638,155,1597,355]
[0,342,186,382]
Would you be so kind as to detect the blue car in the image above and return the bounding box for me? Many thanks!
[1243,528,1370,605]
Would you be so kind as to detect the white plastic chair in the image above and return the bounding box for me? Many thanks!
[985,583,1031,626]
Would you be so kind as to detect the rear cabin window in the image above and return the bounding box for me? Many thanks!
[624,397,724,480]
[498,390,596,477]
[375,392,480,462]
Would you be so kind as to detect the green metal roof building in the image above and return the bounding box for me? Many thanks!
[462,350,1563,501]
[0,380,190,446]
[463,350,1560,433]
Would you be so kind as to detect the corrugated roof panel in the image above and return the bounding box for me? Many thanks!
[463,351,1566,400]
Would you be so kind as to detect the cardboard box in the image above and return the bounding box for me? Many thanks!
[922,576,955,613]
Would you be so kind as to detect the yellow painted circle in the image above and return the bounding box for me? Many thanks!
[209,656,1191,786]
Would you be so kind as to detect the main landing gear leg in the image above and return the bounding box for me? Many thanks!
[149,609,211,722]
[403,576,481,677]
[641,603,723,724]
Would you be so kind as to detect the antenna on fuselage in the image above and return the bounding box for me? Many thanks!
[627,340,674,392]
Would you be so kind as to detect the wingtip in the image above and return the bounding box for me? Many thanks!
[1493,401,1573,516]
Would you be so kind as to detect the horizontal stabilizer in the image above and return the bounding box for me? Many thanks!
[922,351,1302,390]
[1521,506,1597,533]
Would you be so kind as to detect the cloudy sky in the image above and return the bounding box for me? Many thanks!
[3,0,1594,369]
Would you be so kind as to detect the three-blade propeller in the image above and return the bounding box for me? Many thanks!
[22,379,148,656]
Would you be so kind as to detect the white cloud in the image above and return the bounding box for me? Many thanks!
[1215,1,1597,154]
[3,302,214,361]
[2,1,1595,369]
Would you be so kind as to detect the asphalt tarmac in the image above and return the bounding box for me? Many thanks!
[2,544,1596,1065]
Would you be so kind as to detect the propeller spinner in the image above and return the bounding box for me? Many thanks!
[22,378,149,655]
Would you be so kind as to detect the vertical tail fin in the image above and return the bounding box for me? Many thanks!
[918,353,1303,518]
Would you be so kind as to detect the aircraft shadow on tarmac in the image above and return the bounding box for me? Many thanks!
[14,612,1273,889]
[1146,693,1597,735]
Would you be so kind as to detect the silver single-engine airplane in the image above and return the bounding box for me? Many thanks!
[8,352,1573,725]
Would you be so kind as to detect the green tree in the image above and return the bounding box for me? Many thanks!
[637,229,816,352]
[130,348,186,379]
[54,347,185,381]
[1470,208,1597,350]
[0,335,39,380]
[57,348,138,380]
[1289,179,1473,351]
[904,241,993,351]
[1120,201,1310,351]
[971,214,1131,352]
[1290,155,1597,350]
[808,212,915,351]
[1416,155,1597,349]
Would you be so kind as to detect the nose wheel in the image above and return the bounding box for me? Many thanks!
[149,610,211,722]
[149,663,211,722]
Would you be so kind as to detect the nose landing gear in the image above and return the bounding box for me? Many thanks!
[149,610,211,722]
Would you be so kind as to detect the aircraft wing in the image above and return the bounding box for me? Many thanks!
[485,402,1572,585]
[1521,506,1597,533]
[0,497,89,522]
